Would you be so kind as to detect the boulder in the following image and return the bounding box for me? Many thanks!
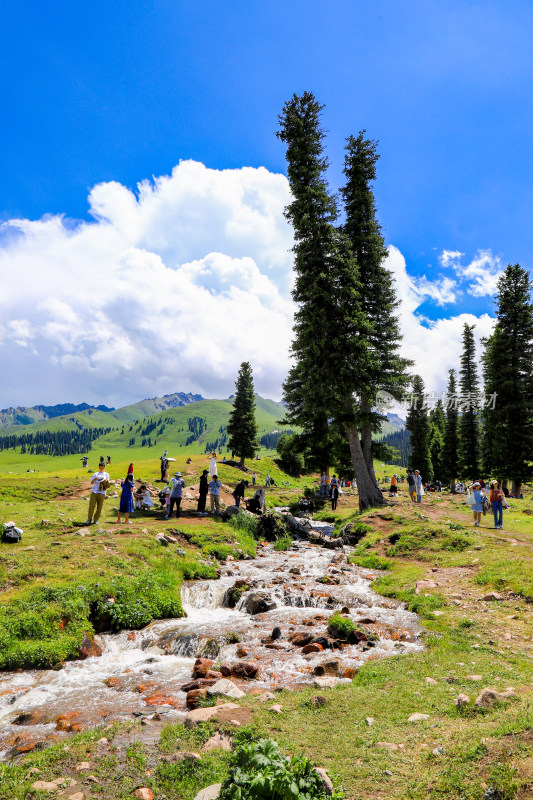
[244,591,277,615]
[271,626,282,640]
[133,790,154,800]
[302,643,323,654]
[231,661,258,680]
[192,658,214,679]
[207,679,245,699]
[185,703,239,728]
[193,785,222,800]
[313,676,341,689]
[340,522,368,546]
[155,533,169,547]
[78,632,102,660]
[201,732,232,752]
[186,688,208,709]
[288,632,314,648]
[415,580,437,595]
[474,687,517,708]
[483,592,503,601]
[408,713,429,722]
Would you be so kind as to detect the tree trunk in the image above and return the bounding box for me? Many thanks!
[346,422,385,510]
[512,479,522,496]
[360,399,379,488]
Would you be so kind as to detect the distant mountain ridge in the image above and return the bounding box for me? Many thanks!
[0,402,115,429]
[0,392,205,430]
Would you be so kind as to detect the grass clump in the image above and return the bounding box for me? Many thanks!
[327,611,356,640]
[228,509,260,539]
[274,533,293,551]
[349,553,392,570]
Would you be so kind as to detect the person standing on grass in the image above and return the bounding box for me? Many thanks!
[166,472,185,519]
[197,469,209,515]
[407,470,416,502]
[415,470,424,503]
[85,462,110,525]
[252,472,256,487]
[331,481,339,511]
[209,474,222,514]
[117,473,134,524]
[320,473,326,496]
[265,474,271,488]
[469,481,484,527]
[490,480,505,529]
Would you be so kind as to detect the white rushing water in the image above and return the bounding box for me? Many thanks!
[0,539,422,759]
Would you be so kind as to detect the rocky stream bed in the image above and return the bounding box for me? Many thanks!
[0,522,423,760]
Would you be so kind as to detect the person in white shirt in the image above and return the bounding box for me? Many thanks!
[85,463,109,525]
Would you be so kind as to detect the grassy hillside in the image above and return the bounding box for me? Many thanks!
[0,396,289,474]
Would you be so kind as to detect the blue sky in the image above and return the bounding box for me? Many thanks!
[0,0,531,405]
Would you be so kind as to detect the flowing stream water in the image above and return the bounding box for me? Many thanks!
[0,535,423,759]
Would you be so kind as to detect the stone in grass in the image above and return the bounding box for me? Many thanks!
[269,704,283,714]
[408,713,429,722]
[483,592,503,601]
[75,762,92,771]
[425,677,438,685]
[193,785,223,800]
[365,717,375,726]
[201,732,232,753]
[134,790,154,800]
[314,767,334,796]
[456,693,471,707]
[70,794,85,800]
[466,674,483,682]
[313,676,341,689]
[376,742,402,750]
[474,687,517,708]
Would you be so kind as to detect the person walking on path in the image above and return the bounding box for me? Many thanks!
[209,474,222,514]
[265,474,271,488]
[252,473,256,487]
[320,473,327,496]
[331,482,339,511]
[85,462,110,525]
[415,470,424,503]
[117,473,134,524]
[490,480,505,529]
[197,470,209,515]
[469,481,484,527]
[160,450,168,481]
[233,479,248,508]
[167,472,185,519]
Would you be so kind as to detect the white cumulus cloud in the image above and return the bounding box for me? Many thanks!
[0,160,497,409]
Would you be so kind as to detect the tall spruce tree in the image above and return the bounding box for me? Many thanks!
[405,374,432,479]
[442,369,459,487]
[458,323,480,480]
[277,92,384,509]
[340,132,411,482]
[482,264,533,494]
[428,399,445,481]
[226,362,259,468]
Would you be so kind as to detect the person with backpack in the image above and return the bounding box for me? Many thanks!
[490,480,505,529]
[117,472,134,524]
[166,472,185,519]
[85,462,110,525]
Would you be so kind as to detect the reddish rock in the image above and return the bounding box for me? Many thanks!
[103,677,122,689]
[206,670,222,680]
[12,711,45,726]
[302,643,323,654]
[55,713,81,732]
[231,661,259,680]
[236,647,248,658]
[144,694,178,706]
[192,658,214,679]
[78,632,102,660]
[219,663,232,677]
[180,678,217,692]
[133,789,154,800]
[288,632,314,647]
[186,688,208,709]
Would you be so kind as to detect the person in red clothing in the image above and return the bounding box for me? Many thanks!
[490,480,504,529]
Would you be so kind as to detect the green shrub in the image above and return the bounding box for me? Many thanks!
[228,510,259,539]
[219,738,338,799]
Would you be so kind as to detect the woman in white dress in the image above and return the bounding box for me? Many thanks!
[208,451,217,477]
